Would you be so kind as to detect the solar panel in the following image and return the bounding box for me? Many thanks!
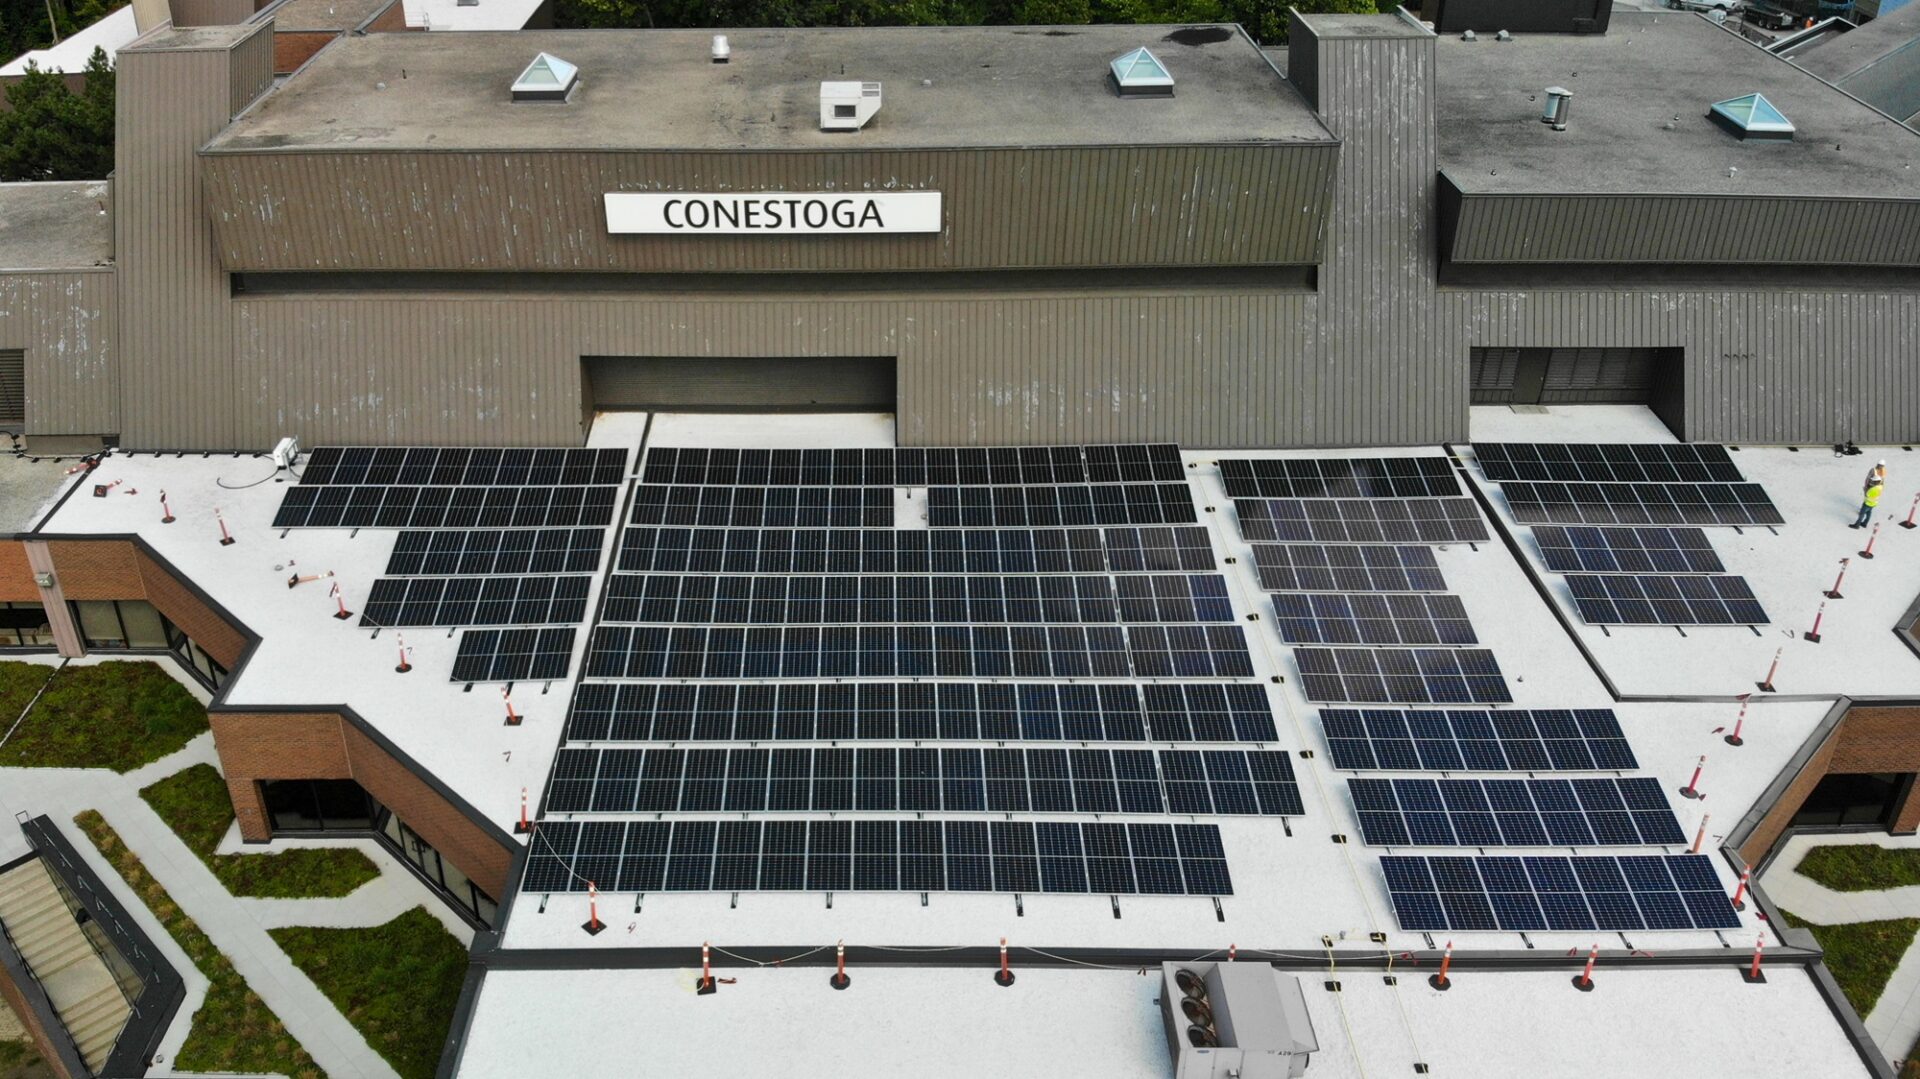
[1272,593,1477,646]
[1250,544,1446,592]
[1234,499,1490,544]
[361,575,591,627]
[584,623,1251,679]
[927,484,1197,527]
[1349,777,1685,847]
[450,627,574,682]
[1319,708,1637,772]
[274,485,617,529]
[544,746,1300,817]
[595,572,1234,625]
[1531,526,1724,575]
[1499,482,1782,528]
[629,485,893,529]
[523,819,1233,895]
[1565,575,1769,626]
[386,528,604,576]
[1381,853,1741,932]
[302,446,628,487]
[614,525,1213,575]
[1474,443,1744,484]
[562,681,1278,743]
[1294,648,1510,704]
[637,444,1183,486]
[1219,457,1460,499]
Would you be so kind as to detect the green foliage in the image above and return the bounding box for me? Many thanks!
[142,764,383,899]
[0,46,114,182]
[270,908,471,1079]
[0,0,125,60]
[0,1035,44,1075]
[1780,908,1920,1021]
[75,810,323,1079]
[0,660,206,771]
[1797,844,1920,893]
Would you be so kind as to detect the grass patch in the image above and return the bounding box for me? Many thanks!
[1798,844,1920,893]
[270,907,468,1079]
[141,764,380,899]
[0,1036,45,1076]
[73,810,321,1079]
[0,662,205,772]
[0,661,56,746]
[1781,908,1920,1020]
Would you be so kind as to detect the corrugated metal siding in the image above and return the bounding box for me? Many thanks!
[229,289,1322,448]
[1449,193,1920,265]
[0,271,115,435]
[168,0,254,26]
[198,145,1341,273]
[229,24,275,116]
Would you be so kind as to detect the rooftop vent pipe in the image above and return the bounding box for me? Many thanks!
[1461,29,1475,40]
[1541,86,1572,131]
[712,35,729,63]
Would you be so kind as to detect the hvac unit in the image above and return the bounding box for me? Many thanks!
[271,436,301,470]
[820,81,882,131]
[1158,962,1318,1078]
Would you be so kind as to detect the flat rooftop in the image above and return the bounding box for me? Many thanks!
[203,25,1334,153]
[1435,11,1920,196]
[1793,3,1920,126]
[0,182,111,272]
[262,0,397,32]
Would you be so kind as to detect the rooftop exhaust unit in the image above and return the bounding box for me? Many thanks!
[1541,86,1572,131]
[1158,962,1317,1078]
[820,81,882,131]
[711,35,730,63]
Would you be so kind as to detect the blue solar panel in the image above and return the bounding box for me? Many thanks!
[1382,854,1738,932]
[1349,778,1684,848]
[1323,708,1634,771]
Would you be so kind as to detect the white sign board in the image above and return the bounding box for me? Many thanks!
[604,192,942,235]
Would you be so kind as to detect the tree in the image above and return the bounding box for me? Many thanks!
[0,46,114,182]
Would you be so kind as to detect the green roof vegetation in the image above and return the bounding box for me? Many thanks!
[0,661,206,772]
[1796,844,1920,893]
[1780,908,1920,1020]
[141,764,381,899]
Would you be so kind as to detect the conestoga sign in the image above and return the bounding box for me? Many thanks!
[604,192,943,235]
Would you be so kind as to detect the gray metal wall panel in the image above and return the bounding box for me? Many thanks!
[229,24,275,116]
[198,145,1341,273]
[1449,193,1920,266]
[168,0,254,26]
[0,271,115,435]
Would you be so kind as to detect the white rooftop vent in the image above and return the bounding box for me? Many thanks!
[820,81,882,131]
[1541,85,1572,131]
[1110,46,1173,97]
[511,52,578,103]
[711,34,729,64]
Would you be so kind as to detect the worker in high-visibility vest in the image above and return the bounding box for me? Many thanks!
[1854,479,1884,529]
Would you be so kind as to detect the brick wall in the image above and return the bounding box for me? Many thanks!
[44,541,141,599]
[135,550,245,668]
[1829,707,1920,773]
[340,723,512,897]
[0,941,78,1079]
[272,31,337,75]
[1740,723,1841,865]
[364,0,413,31]
[0,543,36,601]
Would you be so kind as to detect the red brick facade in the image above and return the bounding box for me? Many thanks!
[272,32,338,75]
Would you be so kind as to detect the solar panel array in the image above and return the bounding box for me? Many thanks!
[630,486,892,528]
[1320,708,1637,772]
[1295,648,1511,705]
[598,573,1234,625]
[273,485,618,530]
[564,682,1280,743]
[1251,545,1446,593]
[1499,481,1781,528]
[640,444,1184,486]
[301,446,628,487]
[1272,594,1476,647]
[1532,526,1724,575]
[617,526,1215,575]
[451,627,575,682]
[525,819,1233,895]
[386,528,605,576]
[1473,443,1743,484]
[361,576,591,627]
[544,746,1303,817]
[1349,777,1685,848]
[1382,854,1741,932]
[927,484,1197,527]
[1221,457,1461,499]
[1566,574,1768,626]
[1234,499,1490,544]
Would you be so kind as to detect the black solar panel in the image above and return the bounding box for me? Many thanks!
[1532,526,1724,575]
[584,623,1252,679]
[613,525,1214,575]
[361,575,591,627]
[386,528,604,576]
[595,572,1234,625]
[524,819,1232,895]
[629,485,893,528]
[1320,708,1637,772]
[927,484,1197,527]
[1220,457,1460,499]
[450,627,574,682]
[544,746,1301,817]
[638,445,1183,486]
[1295,648,1510,704]
[1251,544,1446,592]
[1349,777,1685,847]
[1272,593,1477,646]
[1234,499,1490,544]
[1565,575,1768,626]
[1500,482,1782,528]
[274,485,617,529]
[563,681,1278,744]
[302,446,628,487]
[1381,853,1741,932]
[1474,443,1744,485]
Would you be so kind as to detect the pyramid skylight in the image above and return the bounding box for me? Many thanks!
[512,52,579,102]
[1110,47,1174,97]
[1708,93,1794,140]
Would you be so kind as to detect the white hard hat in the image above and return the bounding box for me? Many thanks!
[1879,460,1888,466]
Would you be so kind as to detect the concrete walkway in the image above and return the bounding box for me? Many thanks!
[1761,831,1920,1069]
[0,731,468,1079]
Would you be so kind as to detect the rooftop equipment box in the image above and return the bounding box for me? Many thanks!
[1157,961,1317,1078]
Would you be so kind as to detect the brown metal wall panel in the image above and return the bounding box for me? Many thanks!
[198,145,1340,273]
[169,0,254,25]
[229,24,275,115]
[0,272,115,435]
[1449,193,1920,266]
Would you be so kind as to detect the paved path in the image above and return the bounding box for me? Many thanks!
[1762,831,1920,1068]
[0,732,466,1079]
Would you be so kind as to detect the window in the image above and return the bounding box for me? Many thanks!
[262,779,373,832]
[165,622,229,690]
[834,104,857,118]
[1109,47,1174,97]
[0,603,53,647]
[73,600,170,651]
[1793,772,1911,829]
